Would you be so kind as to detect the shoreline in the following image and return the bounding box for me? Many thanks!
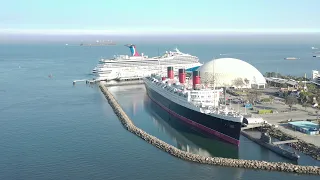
[99,81,320,175]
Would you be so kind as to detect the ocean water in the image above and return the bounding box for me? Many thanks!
[0,43,319,180]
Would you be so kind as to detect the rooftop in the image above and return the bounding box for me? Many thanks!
[265,77,299,86]
[288,121,319,130]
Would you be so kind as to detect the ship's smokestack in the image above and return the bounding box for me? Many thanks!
[178,68,186,83]
[167,67,174,79]
[193,71,201,90]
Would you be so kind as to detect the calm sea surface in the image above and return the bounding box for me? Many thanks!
[0,43,319,180]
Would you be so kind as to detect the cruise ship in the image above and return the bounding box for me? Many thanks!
[143,67,243,145]
[92,44,202,81]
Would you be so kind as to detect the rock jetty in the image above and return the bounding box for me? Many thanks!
[99,82,320,175]
[260,126,320,161]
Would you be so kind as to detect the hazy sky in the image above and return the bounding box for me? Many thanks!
[1,0,320,35]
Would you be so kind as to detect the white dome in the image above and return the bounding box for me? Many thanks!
[196,58,266,88]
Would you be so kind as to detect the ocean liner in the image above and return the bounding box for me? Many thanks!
[143,67,243,145]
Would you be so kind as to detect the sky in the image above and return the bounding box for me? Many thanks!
[1,0,320,35]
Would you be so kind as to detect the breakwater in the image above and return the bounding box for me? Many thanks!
[99,82,320,175]
[259,126,320,161]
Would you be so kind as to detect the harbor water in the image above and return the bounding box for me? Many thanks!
[0,43,320,180]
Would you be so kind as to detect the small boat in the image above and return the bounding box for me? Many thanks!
[313,55,320,58]
[284,57,299,60]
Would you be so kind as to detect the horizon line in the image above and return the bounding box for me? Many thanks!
[1,28,320,35]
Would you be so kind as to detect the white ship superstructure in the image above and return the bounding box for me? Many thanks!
[92,44,202,81]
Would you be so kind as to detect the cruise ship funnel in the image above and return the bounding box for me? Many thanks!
[178,69,186,84]
[167,67,174,79]
[193,71,201,90]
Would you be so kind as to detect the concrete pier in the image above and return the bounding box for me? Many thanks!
[99,81,320,175]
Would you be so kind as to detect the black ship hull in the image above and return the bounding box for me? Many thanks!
[145,83,242,146]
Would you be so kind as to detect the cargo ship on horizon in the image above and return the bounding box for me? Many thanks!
[143,67,243,146]
[80,40,116,46]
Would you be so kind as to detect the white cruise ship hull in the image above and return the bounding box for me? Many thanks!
[94,63,202,81]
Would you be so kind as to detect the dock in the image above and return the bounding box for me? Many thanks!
[117,77,143,81]
[72,79,97,85]
[72,77,145,86]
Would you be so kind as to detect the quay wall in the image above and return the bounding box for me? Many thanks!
[99,82,320,175]
[259,126,320,161]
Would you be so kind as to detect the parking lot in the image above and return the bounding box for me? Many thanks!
[225,87,320,147]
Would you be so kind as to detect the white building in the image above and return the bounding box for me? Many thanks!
[312,70,319,82]
[195,58,266,89]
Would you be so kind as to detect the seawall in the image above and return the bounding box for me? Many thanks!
[98,81,320,175]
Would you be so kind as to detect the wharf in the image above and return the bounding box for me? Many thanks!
[72,79,97,85]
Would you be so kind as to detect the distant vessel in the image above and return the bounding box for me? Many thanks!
[284,57,299,60]
[313,55,320,58]
[311,47,318,50]
[80,40,116,46]
[143,68,243,145]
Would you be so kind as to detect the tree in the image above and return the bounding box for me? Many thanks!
[299,91,310,103]
[298,82,305,89]
[302,101,308,111]
[285,95,298,111]
[315,110,319,124]
[282,91,289,98]
[269,95,275,104]
[246,93,255,104]
[232,78,245,88]
[306,83,317,93]
[244,78,250,86]
[252,89,262,102]
[246,89,261,105]
[317,110,320,126]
